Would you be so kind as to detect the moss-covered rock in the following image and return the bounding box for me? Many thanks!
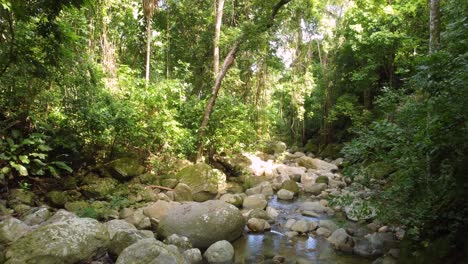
[262,141,287,155]
[7,189,35,207]
[174,183,193,202]
[80,177,118,199]
[281,179,299,194]
[116,238,185,264]
[161,178,178,189]
[176,163,226,198]
[131,173,160,185]
[158,200,245,248]
[315,176,329,184]
[107,157,145,181]
[46,191,70,207]
[4,217,109,264]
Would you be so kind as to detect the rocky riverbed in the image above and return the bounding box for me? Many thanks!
[0,143,404,263]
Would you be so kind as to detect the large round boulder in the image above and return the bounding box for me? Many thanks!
[158,200,245,248]
[115,238,186,264]
[203,240,234,264]
[4,217,109,264]
[176,163,226,202]
[107,157,145,181]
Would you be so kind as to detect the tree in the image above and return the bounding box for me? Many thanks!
[429,0,440,53]
[143,0,158,83]
[196,0,292,161]
[213,0,225,76]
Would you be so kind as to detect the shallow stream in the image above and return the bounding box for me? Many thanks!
[232,195,373,264]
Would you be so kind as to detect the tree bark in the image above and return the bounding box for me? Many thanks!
[213,0,225,76]
[429,0,441,53]
[145,17,151,82]
[195,0,291,162]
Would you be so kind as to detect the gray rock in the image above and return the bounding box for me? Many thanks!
[353,232,397,257]
[281,180,299,194]
[245,182,274,197]
[109,229,154,256]
[44,209,77,224]
[243,194,267,210]
[328,228,354,253]
[304,183,327,195]
[174,183,193,201]
[316,227,332,237]
[290,220,309,233]
[277,189,294,200]
[285,219,296,230]
[297,157,338,171]
[0,217,32,244]
[266,206,279,219]
[203,240,234,264]
[107,157,145,181]
[143,200,179,220]
[124,208,146,226]
[183,248,202,264]
[247,218,270,232]
[300,201,331,215]
[158,200,245,248]
[21,207,51,225]
[137,217,152,230]
[164,234,193,251]
[5,217,109,264]
[105,219,137,239]
[219,194,243,208]
[318,220,338,232]
[263,141,287,155]
[176,163,226,200]
[285,231,298,239]
[115,238,186,264]
[248,208,271,220]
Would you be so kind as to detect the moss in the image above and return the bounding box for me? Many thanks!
[316,176,329,184]
[46,191,70,207]
[281,180,299,194]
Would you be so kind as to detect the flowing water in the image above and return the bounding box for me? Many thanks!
[232,195,373,264]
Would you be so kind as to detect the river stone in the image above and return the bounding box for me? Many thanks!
[164,234,193,252]
[143,200,179,220]
[158,200,245,248]
[300,201,331,215]
[245,182,274,197]
[5,217,109,264]
[304,183,327,194]
[281,179,299,194]
[247,218,270,232]
[248,208,271,220]
[354,232,397,257]
[183,248,203,264]
[277,189,294,200]
[176,163,226,199]
[290,220,309,233]
[0,217,32,244]
[115,238,186,264]
[319,220,338,232]
[297,157,338,172]
[266,206,279,219]
[203,240,234,264]
[174,183,193,201]
[219,193,243,208]
[285,219,296,229]
[44,209,77,224]
[109,229,155,256]
[316,227,332,237]
[243,194,267,210]
[327,228,354,253]
[107,157,145,181]
[105,219,137,239]
[21,206,51,225]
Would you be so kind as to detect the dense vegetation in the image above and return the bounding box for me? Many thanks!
[1,0,466,262]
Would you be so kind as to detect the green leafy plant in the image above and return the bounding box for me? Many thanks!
[0,130,72,181]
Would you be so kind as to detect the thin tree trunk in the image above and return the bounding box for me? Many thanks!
[166,7,171,78]
[196,0,291,162]
[213,0,225,76]
[145,18,151,83]
[429,0,441,53]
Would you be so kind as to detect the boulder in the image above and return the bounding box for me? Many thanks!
[183,248,203,264]
[247,218,270,232]
[107,157,145,181]
[297,157,338,172]
[164,234,193,252]
[0,217,32,244]
[290,220,309,233]
[7,189,35,207]
[158,200,245,248]
[109,229,154,256]
[115,238,186,264]
[45,191,70,207]
[219,193,243,208]
[5,217,109,264]
[203,240,234,264]
[174,183,193,201]
[263,141,287,155]
[276,165,306,181]
[243,194,267,210]
[143,200,179,220]
[354,232,397,257]
[80,177,118,199]
[281,180,299,194]
[105,219,137,239]
[304,183,327,195]
[277,189,294,200]
[21,206,51,225]
[327,228,354,253]
[316,227,332,237]
[176,163,226,201]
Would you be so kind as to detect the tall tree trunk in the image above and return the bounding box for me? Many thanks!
[196,0,291,162]
[429,0,441,53]
[166,6,171,78]
[145,18,151,82]
[213,0,225,76]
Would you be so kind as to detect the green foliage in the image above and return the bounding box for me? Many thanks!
[0,130,72,181]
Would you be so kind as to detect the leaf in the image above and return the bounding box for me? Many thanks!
[35,169,45,176]
[30,153,47,159]
[21,139,35,145]
[52,161,73,173]
[48,166,59,178]
[38,145,52,152]
[1,167,11,174]
[19,155,30,164]
[10,162,28,176]
[33,159,47,166]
